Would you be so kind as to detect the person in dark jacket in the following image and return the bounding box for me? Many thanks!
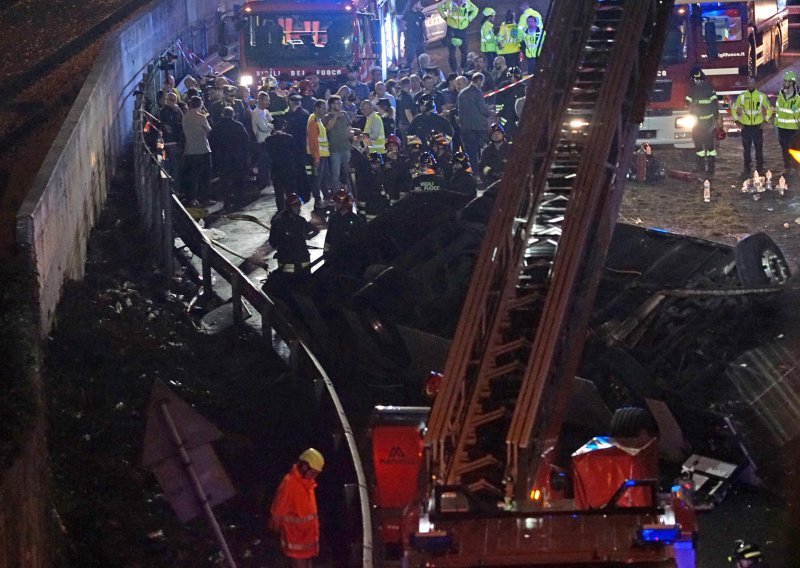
[496,66,526,136]
[457,73,490,165]
[325,189,364,254]
[357,153,391,221]
[447,151,477,198]
[209,106,250,210]
[264,118,298,211]
[407,95,454,139]
[268,193,319,271]
[383,134,412,203]
[159,91,184,191]
[410,152,446,192]
[479,122,513,184]
[286,94,312,201]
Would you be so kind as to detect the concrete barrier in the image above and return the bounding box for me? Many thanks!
[15,0,221,337]
[5,2,221,565]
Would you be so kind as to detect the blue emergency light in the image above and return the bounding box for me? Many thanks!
[638,524,681,543]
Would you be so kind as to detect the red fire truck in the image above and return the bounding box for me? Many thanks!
[237,0,399,89]
[638,0,789,148]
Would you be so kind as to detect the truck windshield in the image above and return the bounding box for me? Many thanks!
[662,9,687,64]
[243,13,353,67]
[691,4,744,42]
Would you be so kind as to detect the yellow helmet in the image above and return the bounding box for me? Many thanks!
[299,448,325,472]
[483,7,496,16]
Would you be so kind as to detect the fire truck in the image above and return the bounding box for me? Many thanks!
[366,1,699,566]
[638,0,789,148]
[237,0,400,89]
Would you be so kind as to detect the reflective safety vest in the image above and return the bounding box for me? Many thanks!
[775,88,800,130]
[685,82,718,121]
[518,8,543,30]
[437,0,479,31]
[731,89,772,126]
[270,465,320,559]
[306,114,330,158]
[496,21,521,55]
[365,112,386,154]
[521,27,545,58]
[481,20,498,53]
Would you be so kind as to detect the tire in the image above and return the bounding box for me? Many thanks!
[585,345,660,408]
[610,407,659,438]
[735,232,791,286]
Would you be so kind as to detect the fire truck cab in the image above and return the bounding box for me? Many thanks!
[237,0,400,90]
[638,0,789,148]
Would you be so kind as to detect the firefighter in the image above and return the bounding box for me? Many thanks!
[480,8,499,68]
[267,193,320,281]
[325,189,364,254]
[407,94,454,140]
[685,66,720,176]
[438,0,480,73]
[496,67,526,136]
[520,14,545,75]
[384,134,412,203]
[774,69,800,175]
[428,131,454,179]
[731,76,772,179]
[479,123,513,184]
[410,152,446,192]
[358,152,391,221]
[270,448,324,568]
[728,540,766,567]
[448,151,477,199]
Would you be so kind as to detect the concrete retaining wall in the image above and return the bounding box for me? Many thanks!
[5,2,221,565]
[15,0,220,337]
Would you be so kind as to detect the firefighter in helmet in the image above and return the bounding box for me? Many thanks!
[266,193,319,292]
[479,123,513,184]
[411,152,446,192]
[358,152,390,221]
[270,448,324,567]
[325,189,364,255]
[447,151,478,199]
[384,134,412,204]
[728,540,766,567]
[685,66,720,176]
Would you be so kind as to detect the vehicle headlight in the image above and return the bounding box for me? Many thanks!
[239,74,254,87]
[675,115,697,130]
[569,118,589,130]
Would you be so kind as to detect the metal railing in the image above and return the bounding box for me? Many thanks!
[132,96,374,567]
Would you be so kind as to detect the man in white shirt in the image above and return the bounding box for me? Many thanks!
[251,91,274,190]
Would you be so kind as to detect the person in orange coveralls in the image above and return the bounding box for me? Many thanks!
[270,448,324,567]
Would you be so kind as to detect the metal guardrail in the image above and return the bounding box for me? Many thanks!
[132,98,374,567]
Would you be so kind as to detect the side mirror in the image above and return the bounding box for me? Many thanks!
[370,17,383,54]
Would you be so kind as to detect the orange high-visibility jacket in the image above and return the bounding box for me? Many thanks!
[270,464,320,559]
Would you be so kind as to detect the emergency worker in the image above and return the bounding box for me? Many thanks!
[728,540,766,567]
[448,151,477,198]
[429,131,454,179]
[411,152,446,192]
[438,0,480,73]
[358,152,391,221]
[774,69,800,175]
[360,99,386,154]
[479,123,513,183]
[325,190,364,254]
[517,1,543,30]
[407,95,454,139]
[496,10,521,59]
[496,67,526,135]
[384,134,412,203]
[270,448,324,568]
[306,99,330,211]
[521,14,545,75]
[685,67,720,176]
[267,192,319,294]
[480,8,498,67]
[404,135,424,166]
[731,76,772,178]
[264,118,298,211]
